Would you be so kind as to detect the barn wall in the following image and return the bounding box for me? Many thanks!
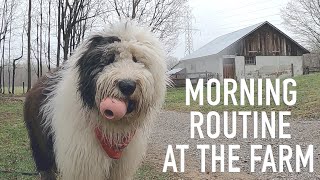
[221,24,307,56]
[235,56,303,80]
[176,55,222,76]
[235,56,245,80]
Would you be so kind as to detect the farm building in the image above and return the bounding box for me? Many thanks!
[174,21,310,82]
[166,68,186,86]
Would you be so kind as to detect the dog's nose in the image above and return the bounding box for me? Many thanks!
[118,80,136,96]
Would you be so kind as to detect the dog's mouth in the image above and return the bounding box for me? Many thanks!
[97,98,136,159]
[126,100,135,114]
[99,97,136,121]
[94,127,135,159]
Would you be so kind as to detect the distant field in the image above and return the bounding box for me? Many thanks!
[165,73,320,118]
[1,86,25,96]
[0,98,173,180]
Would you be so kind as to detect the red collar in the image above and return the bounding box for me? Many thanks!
[94,127,135,159]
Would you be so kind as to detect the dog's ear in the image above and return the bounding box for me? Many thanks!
[77,35,121,109]
[87,35,121,51]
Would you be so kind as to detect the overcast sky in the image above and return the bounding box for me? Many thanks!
[173,0,291,59]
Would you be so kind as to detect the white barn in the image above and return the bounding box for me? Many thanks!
[174,21,309,82]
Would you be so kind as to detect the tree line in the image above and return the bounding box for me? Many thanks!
[2,0,319,94]
[0,0,188,94]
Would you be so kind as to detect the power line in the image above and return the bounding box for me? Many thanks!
[212,0,279,14]
[216,21,282,31]
[213,4,284,20]
[211,14,280,29]
[185,8,198,56]
[215,14,280,26]
[203,22,283,41]
[190,5,285,33]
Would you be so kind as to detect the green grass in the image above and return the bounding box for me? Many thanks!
[0,98,36,180]
[0,98,173,180]
[4,74,318,179]
[134,164,174,180]
[1,86,25,96]
[165,73,320,118]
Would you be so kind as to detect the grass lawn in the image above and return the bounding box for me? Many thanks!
[165,73,320,118]
[0,98,35,180]
[2,74,319,179]
[1,86,25,96]
[0,98,173,180]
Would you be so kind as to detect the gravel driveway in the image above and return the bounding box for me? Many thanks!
[145,111,320,180]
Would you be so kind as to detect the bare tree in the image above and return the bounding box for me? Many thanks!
[0,0,7,93]
[27,0,32,91]
[0,0,8,42]
[7,10,12,93]
[166,56,179,69]
[108,0,188,53]
[1,33,5,93]
[39,0,43,76]
[57,0,61,67]
[47,0,51,71]
[36,23,39,77]
[57,0,106,63]
[0,0,188,92]
[12,29,24,94]
[282,0,320,51]
[0,0,9,93]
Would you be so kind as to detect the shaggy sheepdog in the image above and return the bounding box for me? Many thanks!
[24,21,167,180]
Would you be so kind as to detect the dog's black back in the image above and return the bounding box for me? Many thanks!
[24,75,57,180]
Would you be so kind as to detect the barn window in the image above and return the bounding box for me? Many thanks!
[245,56,256,65]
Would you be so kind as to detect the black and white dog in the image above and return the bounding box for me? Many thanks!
[24,21,167,180]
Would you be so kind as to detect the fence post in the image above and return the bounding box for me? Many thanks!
[291,63,294,77]
[205,71,208,83]
[23,82,25,94]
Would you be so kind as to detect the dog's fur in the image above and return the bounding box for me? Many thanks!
[24,22,167,180]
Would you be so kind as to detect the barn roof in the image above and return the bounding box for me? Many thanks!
[166,68,183,75]
[181,21,309,61]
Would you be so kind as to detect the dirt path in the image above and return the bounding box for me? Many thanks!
[145,110,320,179]
[4,96,319,179]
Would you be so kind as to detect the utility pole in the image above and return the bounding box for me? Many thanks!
[184,8,199,56]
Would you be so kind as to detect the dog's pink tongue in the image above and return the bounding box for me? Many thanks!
[100,98,127,121]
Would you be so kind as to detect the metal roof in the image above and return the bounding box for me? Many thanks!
[181,21,309,61]
[166,68,183,75]
[182,22,265,60]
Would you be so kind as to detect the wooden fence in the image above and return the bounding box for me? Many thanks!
[170,71,219,87]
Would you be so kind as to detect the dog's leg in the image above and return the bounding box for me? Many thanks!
[39,170,56,180]
[24,77,57,180]
[108,130,148,180]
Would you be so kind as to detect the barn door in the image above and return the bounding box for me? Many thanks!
[223,58,235,79]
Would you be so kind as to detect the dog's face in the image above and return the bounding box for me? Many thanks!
[75,22,167,131]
